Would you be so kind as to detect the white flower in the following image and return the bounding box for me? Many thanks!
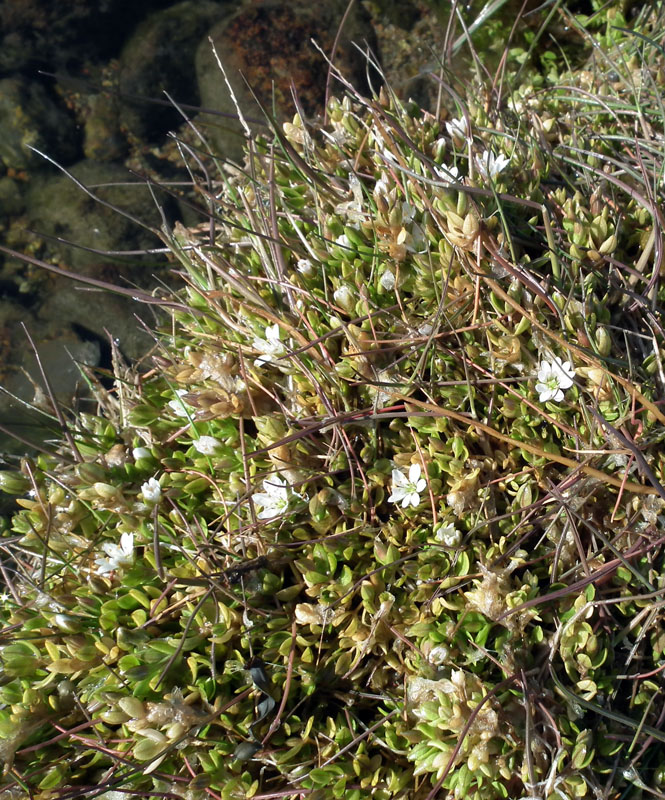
[193,435,221,456]
[168,389,191,417]
[253,475,292,520]
[475,150,510,179]
[388,463,427,509]
[379,269,396,291]
[141,477,161,504]
[333,285,355,312]
[297,258,314,276]
[433,164,460,182]
[446,117,469,141]
[95,533,135,575]
[335,233,351,248]
[0,592,10,605]
[428,644,450,665]
[535,356,576,403]
[253,324,286,367]
[132,447,152,461]
[435,523,462,547]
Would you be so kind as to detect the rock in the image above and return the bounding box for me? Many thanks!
[0,0,158,74]
[36,286,154,363]
[83,93,127,162]
[0,176,24,216]
[25,159,164,273]
[0,77,80,170]
[0,301,100,456]
[118,0,227,142]
[21,160,169,365]
[196,0,377,161]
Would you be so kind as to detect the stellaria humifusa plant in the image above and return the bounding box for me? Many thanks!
[2,2,665,798]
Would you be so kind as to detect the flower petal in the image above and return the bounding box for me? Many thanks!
[102,543,122,559]
[95,558,114,575]
[408,464,422,484]
[253,492,273,507]
[391,469,408,488]
[120,532,134,552]
[388,487,407,503]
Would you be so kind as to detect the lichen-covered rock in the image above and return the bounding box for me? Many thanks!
[0,77,79,170]
[0,175,24,216]
[195,0,377,161]
[82,92,127,162]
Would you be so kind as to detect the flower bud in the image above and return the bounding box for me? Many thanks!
[333,285,355,313]
[0,471,30,495]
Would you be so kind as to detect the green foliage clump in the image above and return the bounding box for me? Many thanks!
[2,3,665,799]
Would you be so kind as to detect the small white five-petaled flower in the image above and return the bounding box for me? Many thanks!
[168,388,191,417]
[435,523,462,548]
[253,324,286,367]
[445,117,470,141]
[535,356,576,403]
[141,477,161,504]
[95,532,135,575]
[253,475,293,520]
[475,150,510,179]
[388,464,427,509]
[193,435,221,456]
[433,164,460,182]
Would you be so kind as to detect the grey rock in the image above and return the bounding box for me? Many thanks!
[22,159,167,367]
[118,0,229,142]
[0,77,79,170]
[0,301,101,456]
[25,159,162,273]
